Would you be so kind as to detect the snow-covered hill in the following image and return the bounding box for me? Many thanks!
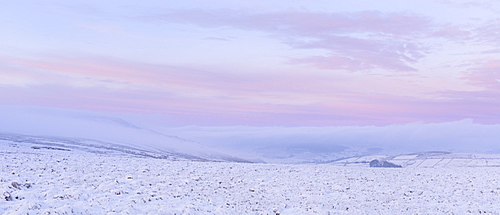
[2,139,500,214]
[0,106,247,162]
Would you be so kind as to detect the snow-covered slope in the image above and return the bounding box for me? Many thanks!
[0,106,246,162]
[2,139,500,214]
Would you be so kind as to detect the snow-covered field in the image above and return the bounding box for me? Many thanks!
[2,140,500,214]
[331,152,500,168]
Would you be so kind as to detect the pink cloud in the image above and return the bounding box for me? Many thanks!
[2,82,498,126]
[2,56,257,92]
[465,60,500,89]
[148,10,439,72]
[3,55,500,126]
[431,59,500,124]
[3,55,374,99]
[149,9,500,73]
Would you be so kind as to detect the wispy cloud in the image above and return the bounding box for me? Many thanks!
[147,10,449,72]
[2,54,498,125]
[465,60,500,90]
[203,36,232,41]
[473,19,500,47]
[438,0,499,12]
[2,1,500,126]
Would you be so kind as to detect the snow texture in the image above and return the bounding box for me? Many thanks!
[2,140,500,214]
[0,106,248,163]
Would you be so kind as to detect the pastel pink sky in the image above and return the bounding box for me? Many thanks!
[1,0,500,126]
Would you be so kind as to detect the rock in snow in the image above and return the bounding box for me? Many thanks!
[2,140,500,214]
[369,159,402,168]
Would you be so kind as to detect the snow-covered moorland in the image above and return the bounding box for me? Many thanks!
[2,140,500,214]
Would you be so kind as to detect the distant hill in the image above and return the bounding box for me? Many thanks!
[0,106,249,162]
[331,151,500,168]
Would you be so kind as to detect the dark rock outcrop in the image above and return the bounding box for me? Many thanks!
[369,159,402,168]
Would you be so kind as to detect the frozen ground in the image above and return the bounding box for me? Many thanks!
[2,140,500,214]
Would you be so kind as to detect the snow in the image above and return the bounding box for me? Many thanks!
[2,140,500,214]
[0,106,246,162]
[330,151,500,169]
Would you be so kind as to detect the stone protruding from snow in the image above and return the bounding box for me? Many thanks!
[369,159,402,168]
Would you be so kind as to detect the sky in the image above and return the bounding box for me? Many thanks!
[1,0,500,127]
